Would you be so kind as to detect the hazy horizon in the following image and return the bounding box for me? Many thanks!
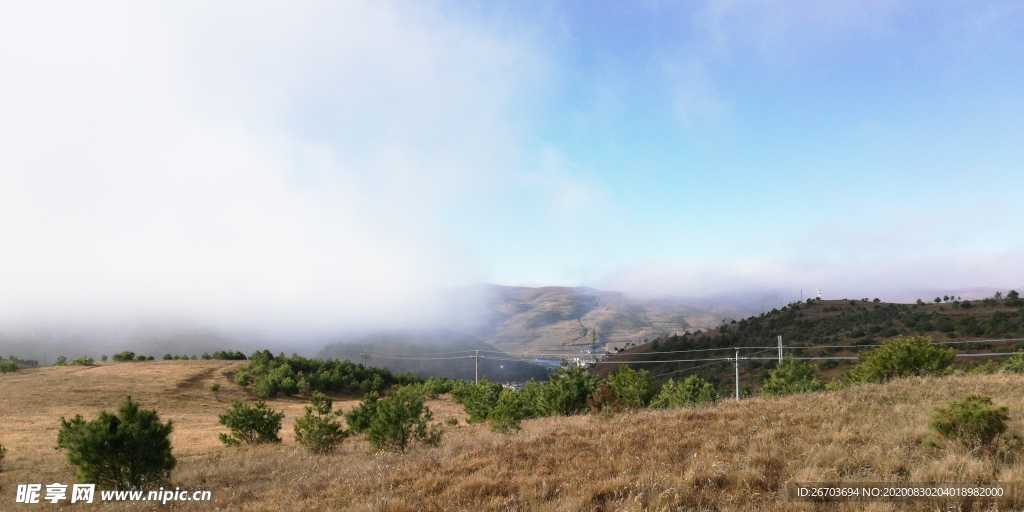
[2,2,1022,343]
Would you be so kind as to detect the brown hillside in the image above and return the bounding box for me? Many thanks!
[3,361,1024,510]
[449,284,748,356]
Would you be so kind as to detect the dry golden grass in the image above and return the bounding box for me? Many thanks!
[2,361,1024,511]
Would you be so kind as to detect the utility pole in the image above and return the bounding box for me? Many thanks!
[734,348,740,402]
[474,350,480,384]
[360,351,370,366]
[778,335,783,363]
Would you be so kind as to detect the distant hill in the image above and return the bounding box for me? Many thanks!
[318,329,549,382]
[440,284,750,356]
[0,325,252,365]
[597,293,1024,392]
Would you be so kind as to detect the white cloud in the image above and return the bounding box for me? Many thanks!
[0,1,547,334]
[601,252,1024,304]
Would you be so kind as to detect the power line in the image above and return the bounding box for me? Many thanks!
[936,337,1024,345]
[350,336,1024,373]
[357,337,1024,360]
[604,347,749,356]
[747,352,1019,361]
[950,354,1015,358]
[360,349,486,356]
[593,357,733,365]
[647,360,726,379]
[361,355,477,361]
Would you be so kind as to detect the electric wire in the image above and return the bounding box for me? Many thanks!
[350,336,1024,370]
[647,360,727,379]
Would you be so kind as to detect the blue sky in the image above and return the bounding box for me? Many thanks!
[444,1,1024,293]
[0,1,1021,332]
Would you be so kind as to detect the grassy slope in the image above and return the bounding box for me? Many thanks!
[596,298,1024,387]
[3,360,1024,511]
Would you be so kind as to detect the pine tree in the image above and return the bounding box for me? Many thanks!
[362,386,442,453]
[294,392,348,453]
[761,356,824,397]
[217,400,284,445]
[56,396,175,490]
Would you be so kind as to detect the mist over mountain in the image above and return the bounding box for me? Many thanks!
[318,329,549,382]
[439,284,751,354]
[5,282,1020,370]
[0,323,272,365]
[0,283,753,366]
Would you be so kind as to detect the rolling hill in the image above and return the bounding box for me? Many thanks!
[596,293,1024,393]
[3,358,1023,510]
[441,284,750,355]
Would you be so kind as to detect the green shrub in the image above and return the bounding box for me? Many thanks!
[489,389,526,433]
[587,385,615,412]
[101,355,107,362]
[448,380,470,403]
[602,365,656,409]
[1002,352,1024,373]
[362,386,442,453]
[163,354,173,360]
[252,376,279,398]
[651,376,717,408]
[422,377,457,398]
[965,361,1000,375]
[56,396,175,490]
[444,417,459,426]
[234,371,251,387]
[761,356,825,398]
[278,376,299,397]
[0,443,6,472]
[517,379,547,419]
[844,336,954,384]
[539,364,597,416]
[294,391,349,453]
[209,384,220,396]
[212,350,247,360]
[344,391,379,434]
[459,380,503,424]
[55,356,68,366]
[135,355,147,362]
[217,400,284,446]
[240,350,418,397]
[0,361,18,374]
[70,355,94,366]
[930,394,1009,449]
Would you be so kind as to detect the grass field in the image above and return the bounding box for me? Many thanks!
[2,361,1023,510]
